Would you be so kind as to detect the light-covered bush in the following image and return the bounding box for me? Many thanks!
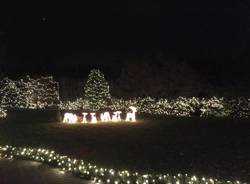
[200,97,230,117]
[59,98,89,110]
[0,76,60,110]
[59,96,250,118]
[227,97,250,118]
[0,106,7,118]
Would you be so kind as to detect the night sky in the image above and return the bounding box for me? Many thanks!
[0,1,250,76]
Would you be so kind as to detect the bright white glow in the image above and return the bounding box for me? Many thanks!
[90,113,97,123]
[63,107,137,124]
[112,111,122,122]
[125,106,137,122]
[82,112,88,123]
[63,113,78,124]
[100,112,111,122]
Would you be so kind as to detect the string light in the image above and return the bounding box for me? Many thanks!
[0,76,59,109]
[60,97,235,117]
[0,145,244,184]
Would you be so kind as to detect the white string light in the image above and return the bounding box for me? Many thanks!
[0,145,243,184]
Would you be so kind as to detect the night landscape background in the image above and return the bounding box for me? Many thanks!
[0,1,250,183]
[0,1,250,99]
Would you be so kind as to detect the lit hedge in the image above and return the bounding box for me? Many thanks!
[0,76,59,110]
[0,145,243,184]
[0,106,7,118]
[60,97,250,118]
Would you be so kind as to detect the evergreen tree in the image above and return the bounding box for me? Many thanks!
[35,76,60,109]
[84,69,111,110]
[0,78,26,109]
[16,76,34,108]
[0,76,60,110]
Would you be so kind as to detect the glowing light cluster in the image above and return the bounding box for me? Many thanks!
[0,107,7,118]
[0,76,59,109]
[60,97,232,117]
[63,107,137,124]
[59,98,89,110]
[63,113,78,123]
[0,145,243,184]
[84,69,111,111]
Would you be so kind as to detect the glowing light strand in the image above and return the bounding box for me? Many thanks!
[60,96,250,118]
[0,145,243,184]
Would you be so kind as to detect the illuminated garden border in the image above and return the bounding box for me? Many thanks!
[60,97,250,118]
[0,145,244,184]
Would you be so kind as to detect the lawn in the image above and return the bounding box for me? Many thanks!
[0,114,250,182]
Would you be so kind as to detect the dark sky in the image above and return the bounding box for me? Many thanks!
[0,1,250,66]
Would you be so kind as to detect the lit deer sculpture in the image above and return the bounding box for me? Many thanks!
[125,106,137,122]
[100,112,111,122]
[90,112,97,123]
[82,112,88,123]
[63,113,78,124]
[112,111,122,122]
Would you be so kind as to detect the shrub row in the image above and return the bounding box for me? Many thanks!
[59,96,250,118]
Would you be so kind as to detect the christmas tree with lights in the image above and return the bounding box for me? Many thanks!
[35,76,60,109]
[84,69,111,111]
[0,78,26,109]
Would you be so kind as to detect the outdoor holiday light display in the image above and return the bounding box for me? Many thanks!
[0,107,7,118]
[125,106,137,122]
[0,76,59,109]
[0,145,243,184]
[62,106,137,124]
[63,113,78,124]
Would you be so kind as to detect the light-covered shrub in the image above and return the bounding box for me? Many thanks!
[0,106,7,118]
[59,96,250,118]
[200,97,230,117]
[227,97,250,118]
[0,76,60,109]
[59,98,89,110]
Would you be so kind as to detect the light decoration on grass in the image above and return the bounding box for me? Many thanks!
[62,107,137,124]
[112,111,122,122]
[82,112,88,123]
[100,112,111,122]
[90,113,97,123]
[0,145,243,184]
[63,113,78,124]
[125,106,137,122]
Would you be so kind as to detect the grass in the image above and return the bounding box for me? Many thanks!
[0,113,250,182]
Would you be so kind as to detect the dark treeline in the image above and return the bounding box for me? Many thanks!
[60,60,250,100]
[0,53,250,100]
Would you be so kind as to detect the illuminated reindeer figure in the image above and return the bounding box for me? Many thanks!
[125,106,137,122]
[63,113,78,124]
[82,112,88,123]
[90,112,97,123]
[100,112,111,122]
[112,111,122,122]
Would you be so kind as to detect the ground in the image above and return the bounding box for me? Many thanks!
[0,115,250,182]
[0,159,89,184]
